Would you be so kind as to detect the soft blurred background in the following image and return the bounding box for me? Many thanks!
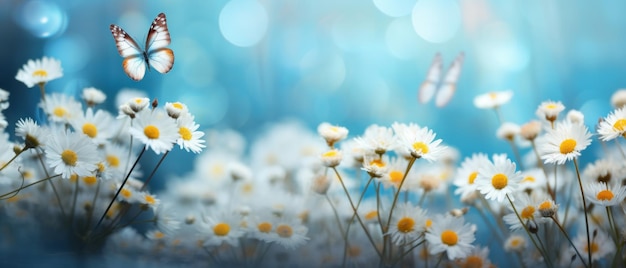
[1,0,626,266]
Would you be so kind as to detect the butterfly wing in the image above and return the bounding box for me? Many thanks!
[110,24,146,81]
[435,52,464,107]
[145,13,174,74]
[418,53,443,104]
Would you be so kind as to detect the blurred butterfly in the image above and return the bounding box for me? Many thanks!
[418,52,464,107]
[110,13,174,81]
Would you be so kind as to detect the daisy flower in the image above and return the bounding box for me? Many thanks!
[473,90,513,109]
[272,218,309,250]
[582,158,621,184]
[317,122,349,148]
[584,182,626,207]
[610,88,626,108]
[386,203,427,246]
[165,101,189,119]
[535,100,565,123]
[520,120,542,141]
[70,108,115,145]
[39,93,83,124]
[127,97,151,113]
[354,124,395,155]
[566,109,585,125]
[15,117,46,148]
[43,129,100,179]
[502,194,549,231]
[475,154,522,202]
[176,113,206,154]
[361,154,389,178]
[496,122,520,142]
[453,153,490,201]
[572,229,615,262]
[538,121,592,165]
[504,234,527,252]
[15,56,63,88]
[425,214,475,260]
[455,245,492,268]
[81,87,106,107]
[518,168,547,193]
[154,205,182,235]
[395,125,446,162]
[597,106,626,141]
[129,110,179,154]
[379,157,412,190]
[199,211,245,247]
[320,149,342,167]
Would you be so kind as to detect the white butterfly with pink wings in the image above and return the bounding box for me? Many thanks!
[110,13,174,81]
[418,52,464,107]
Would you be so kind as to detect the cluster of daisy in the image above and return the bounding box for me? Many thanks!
[2,56,625,268]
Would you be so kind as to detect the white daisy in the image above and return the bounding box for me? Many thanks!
[504,234,527,252]
[496,122,520,142]
[473,90,513,109]
[475,154,522,202]
[520,120,542,141]
[81,87,106,106]
[154,205,181,235]
[127,97,151,113]
[572,229,615,262]
[175,113,205,154]
[379,157,412,190]
[456,245,492,268]
[272,218,309,250]
[164,101,189,119]
[354,124,396,155]
[535,100,565,123]
[129,110,179,154]
[361,154,389,178]
[538,121,592,165]
[320,149,342,167]
[39,93,83,124]
[199,211,244,247]
[396,125,446,162]
[70,108,115,145]
[317,122,349,148]
[610,88,626,108]
[453,153,490,201]
[425,214,475,260]
[598,106,626,141]
[582,158,621,184]
[502,194,549,231]
[43,130,99,179]
[584,182,626,207]
[15,117,46,148]
[386,203,427,246]
[566,109,585,125]
[15,56,63,88]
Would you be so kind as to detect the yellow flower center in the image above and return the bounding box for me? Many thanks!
[322,150,338,157]
[613,119,626,131]
[179,127,192,141]
[145,194,156,205]
[276,224,293,238]
[397,217,415,233]
[425,219,432,228]
[441,230,458,246]
[82,176,97,186]
[213,223,230,236]
[463,255,483,268]
[153,231,165,239]
[546,103,557,109]
[364,210,378,221]
[53,107,67,118]
[559,139,577,154]
[144,125,160,139]
[389,170,404,184]
[489,92,498,99]
[106,155,120,168]
[121,188,132,199]
[596,190,614,201]
[521,206,535,219]
[69,173,78,182]
[33,69,48,77]
[61,149,78,166]
[538,201,552,210]
[491,173,508,190]
[585,242,599,253]
[97,162,106,173]
[172,102,184,109]
[82,123,98,138]
[347,246,362,257]
[134,98,143,104]
[258,222,272,233]
[468,171,478,184]
[371,159,385,167]
[510,238,522,247]
[522,176,535,183]
[412,142,429,154]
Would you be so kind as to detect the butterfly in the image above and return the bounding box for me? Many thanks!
[110,13,174,81]
[418,52,464,107]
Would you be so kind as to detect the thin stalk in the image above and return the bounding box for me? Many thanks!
[383,157,416,264]
[506,194,553,268]
[140,150,170,191]
[0,174,61,199]
[70,177,79,226]
[573,158,593,267]
[0,147,27,173]
[551,216,587,267]
[36,149,66,218]
[508,140,524,170]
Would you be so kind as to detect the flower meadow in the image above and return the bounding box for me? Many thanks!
[1,56,626,268]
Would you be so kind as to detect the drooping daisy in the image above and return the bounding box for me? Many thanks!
[361,154,389,178]
[15,117,46,148]
[164,101,189,119]
[598,106,626,141]
[475,154,522,202]
[15,56,63,88]
[454,153,490,201]
[425,214,475,260]
[535,100,565,123]
[520,120,542,141]
[582,158,621,184]
[81,87,107,107]
[386,203,427,246]
[584,182,626,207]
[43,129,99,179]
[175,113,205,154]
[129,110,179,154]
[538,121,592,165]
[127,97,151,113]
[39,93,83,124]
[317,122,349,148]
[354,124,396,155]
[473,90,513,109]
[70,108,115,145]
[395,125,446,162]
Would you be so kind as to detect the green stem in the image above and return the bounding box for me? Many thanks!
[551,216,587,267]
[573,159,593,267]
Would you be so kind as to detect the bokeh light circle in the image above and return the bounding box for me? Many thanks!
[385,17,420,59]
[16,0,67,38]
[373,0,416,17]
[411,0,461,43]
[45,36,90,73]
[219,0,269,47]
